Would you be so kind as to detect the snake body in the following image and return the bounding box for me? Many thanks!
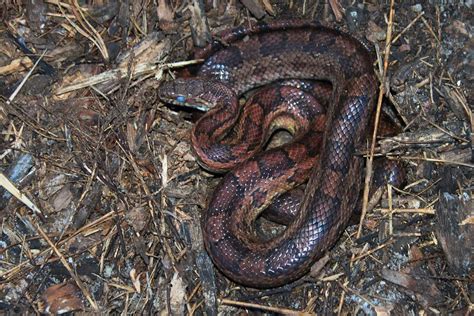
[159,20,378,288]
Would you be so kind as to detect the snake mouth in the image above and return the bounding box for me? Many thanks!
[161,96,210,112]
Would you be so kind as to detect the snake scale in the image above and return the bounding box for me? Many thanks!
[159,20,380,288]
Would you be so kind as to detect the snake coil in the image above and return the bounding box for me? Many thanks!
[159,20,378,288]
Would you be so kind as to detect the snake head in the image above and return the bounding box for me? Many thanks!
[158,78,234,112]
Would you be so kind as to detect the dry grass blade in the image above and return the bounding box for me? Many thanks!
[1,51,47,216]
[400,156,474,169]
[391,11,424,44]
[338,1,396,314]
[1,1,471,314]
[357,0,396,240]
[71,0,109,60]
[30,216,99,311]
[56,1,109,61]
[0,173,43,216]
[0,211,117,281]
[7,50,47,104]
[350,239,396,263]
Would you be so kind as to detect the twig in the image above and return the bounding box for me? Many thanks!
[378,208,436,215]
[391,11,424,44]
[399,156,474,168]
[221,298,314,315]
[7,51,47,105]
[350,239,395,263]
[339,1,396,314]
[30,216,99,311]
[357,0,396,239]
[0,211,117,281]
[56,1,109,61]
[55,58,198,95]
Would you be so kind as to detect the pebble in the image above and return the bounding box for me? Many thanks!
[411,4,423,13]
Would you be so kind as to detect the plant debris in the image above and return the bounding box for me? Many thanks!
[0,1,472,314]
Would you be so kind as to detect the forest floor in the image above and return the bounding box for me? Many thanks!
[0,1,472,314]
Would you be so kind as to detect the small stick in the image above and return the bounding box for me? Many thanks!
[357,0,396,243]
[391,11,424,44]
[7,50,47,105]
[220,298,313,316]
[350,239,396,263]
[399,156,474,169]
[31,217,99,311]
[378,208,436,215]
[341,1,395,314]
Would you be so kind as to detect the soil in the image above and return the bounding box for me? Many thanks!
[0,1,472,314]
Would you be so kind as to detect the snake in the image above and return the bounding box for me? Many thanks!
[159,20,381,288]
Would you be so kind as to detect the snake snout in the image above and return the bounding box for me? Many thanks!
[158,79,213,111]
[159,78,237,112]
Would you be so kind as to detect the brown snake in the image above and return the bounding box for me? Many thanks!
[159,20,380,288]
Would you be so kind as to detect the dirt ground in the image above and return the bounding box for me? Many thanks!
[0,0,472,315]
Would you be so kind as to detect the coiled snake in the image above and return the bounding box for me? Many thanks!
[159,20,381,288]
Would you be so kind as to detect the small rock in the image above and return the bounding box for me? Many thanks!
[411,4,423,13]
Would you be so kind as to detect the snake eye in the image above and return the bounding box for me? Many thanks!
[176,95,186,103]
